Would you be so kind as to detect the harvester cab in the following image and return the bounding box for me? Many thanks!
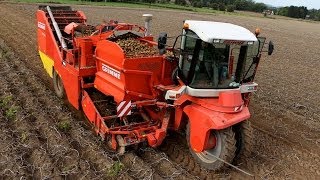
[37,5,273,172]
[175,20,270,91]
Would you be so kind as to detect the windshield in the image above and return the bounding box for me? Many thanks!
[179,30,262,89]
[241,36,265,83]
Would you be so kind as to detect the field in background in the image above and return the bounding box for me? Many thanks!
[14,0,219,13]
[0,1,319,179]
[13,0,280,17]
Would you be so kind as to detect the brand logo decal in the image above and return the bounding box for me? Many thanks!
[223,40,245,45]
[38,22,45,30]
[102,63,120,79]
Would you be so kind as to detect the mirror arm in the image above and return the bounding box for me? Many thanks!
[172,34,184,58]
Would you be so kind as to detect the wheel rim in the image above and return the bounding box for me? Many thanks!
[195,131,222,163]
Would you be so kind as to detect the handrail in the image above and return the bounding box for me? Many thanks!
[46,6,68,49]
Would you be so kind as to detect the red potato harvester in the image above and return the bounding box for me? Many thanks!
[37,5,274,170]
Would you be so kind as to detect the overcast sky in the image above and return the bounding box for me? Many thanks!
[254,0,320,9]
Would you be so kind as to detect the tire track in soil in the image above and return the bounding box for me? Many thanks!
[0,116,32,179]
[0,41,98,179]
[137,148,195,180]
[0,46,58,179]
[159,129,320,179]
[159,136,232,180]
[0,3,51,88]
[120,153,164,180]
[0,96,59,179]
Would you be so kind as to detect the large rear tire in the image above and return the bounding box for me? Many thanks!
[53,70,65,99]
[186,123,236,170]
[233,120,253,164]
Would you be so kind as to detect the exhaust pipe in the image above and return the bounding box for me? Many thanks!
[143,14,153,36]
[47,6,67,49]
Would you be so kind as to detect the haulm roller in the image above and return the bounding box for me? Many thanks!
[36,5,273,170]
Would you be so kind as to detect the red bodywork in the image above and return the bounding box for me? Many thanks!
[36,6,253,152]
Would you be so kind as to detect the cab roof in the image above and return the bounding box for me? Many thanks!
[185,20,257,43]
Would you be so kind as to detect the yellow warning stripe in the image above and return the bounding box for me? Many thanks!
[39,51,54,78]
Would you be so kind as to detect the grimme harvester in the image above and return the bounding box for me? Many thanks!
[37,6,273,170]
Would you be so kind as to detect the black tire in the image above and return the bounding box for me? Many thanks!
[233,120,253,164]
[186,123,236,170]
[53,70,65,99]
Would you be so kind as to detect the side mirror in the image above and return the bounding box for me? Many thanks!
[268,41,274,55]
[158,32,167,55]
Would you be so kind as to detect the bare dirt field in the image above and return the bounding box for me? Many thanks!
[0,2,319,179]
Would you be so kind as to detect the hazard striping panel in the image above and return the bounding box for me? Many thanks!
[117,101,132,117]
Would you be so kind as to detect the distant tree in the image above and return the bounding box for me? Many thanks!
[144,0,156,3]
[218,3,226,11]
[308,8,320,20]
[234,0,253,11]
[299,6,308,18]
[175,0,187,6]
[211,2,219,10]
[226,5,235,12]
[192,0,203,8]
[158,0,170,3]
[288,6,297,18]
[277,7,289,16]
[277,6,311,19]
[250,2,267,12]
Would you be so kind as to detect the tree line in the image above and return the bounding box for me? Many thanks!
[88,0,267,12]
[277,6,320,20]
[182,0,267,13]
[80,0,320,21]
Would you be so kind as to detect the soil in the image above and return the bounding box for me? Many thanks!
[0,1,319,179]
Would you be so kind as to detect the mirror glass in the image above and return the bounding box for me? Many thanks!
[268,41,274,55]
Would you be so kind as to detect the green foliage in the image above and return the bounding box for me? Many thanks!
[0,95,17,120]
[106,161,124,177]
[309,9,320,21]
[175,0,187,6]
[211,3,219,10]
[251,2,267,12]
[5,106,18,120]
[58,120,71,132]
[0,95,13,108]
[277,7,288,16]
[192,1,202,8]
[226,5,235,12]
[158,0,170,3]
[218,3,226,11]
[278,6,309,19]
[234,0,253,11]
[21,132,28,142]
